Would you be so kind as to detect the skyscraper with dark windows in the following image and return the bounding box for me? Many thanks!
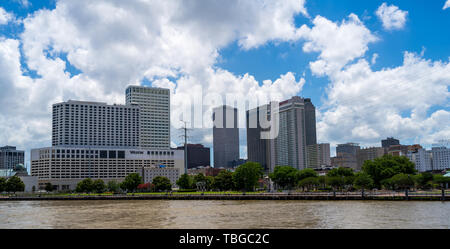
[213,105,240,168]
[304,98,317,146]
[382,137,400,148]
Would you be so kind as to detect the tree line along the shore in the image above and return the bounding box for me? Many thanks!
[1,155,449,195]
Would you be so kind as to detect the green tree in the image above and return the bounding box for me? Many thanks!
[298,177,319,192]
[269,166,299,190]
[76,178,94,193]
[176,174,192,190]
[362,155,416,188]
[152,176,172,192]
[353,173,374,190]
[93,179,106,193]
[45,182,54,192]
[120,173,142,192]
[433,175,450,189]
[205,176,214,191]
[328,176,345,191]
[327,167,354,177]
[297,168,318,181]
[0,178,7,192]
[414,172,434,190]
[107,180,120,193]
[213,170,234,191]
[6,176,25,193]
[192,173,207,190]
[390,173,415,190]
[232,162,263,192]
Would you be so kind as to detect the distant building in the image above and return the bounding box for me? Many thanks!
[387,145,410,157]
[333,143,360,170]
[306,143,331,169]
[52,100,140,148]
[357,147,386,169]
[0,164,38,193]
[188,166,226,177]
[176,144,210,169]
[407,149,433,172]
[432,147,450,171]
[0,146,25,170]
[382,137,400,148]
[126,86,171,149]
[213,105,240,168]
[304,98,317,146]
[138,166,180,188]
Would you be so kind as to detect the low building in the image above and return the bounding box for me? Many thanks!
[331,152,359,171]
[138,166,180,188]
[0,164,38,193]
[176,144,210,169]
[30,147,184,191]
[188,166,226,177]
[407,148,433,172]
[432,147,450,171]
[357,147,386,169]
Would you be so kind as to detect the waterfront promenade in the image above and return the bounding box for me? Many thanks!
[1,191,449,201]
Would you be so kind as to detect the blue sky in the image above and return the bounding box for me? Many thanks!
[0,0,449,165]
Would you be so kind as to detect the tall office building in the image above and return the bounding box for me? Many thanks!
[432,147,450,171]
[246,104,274,172]
[306,143,331,169]
[52,100,140,148]
[0,146,25,170]
[246,97,317,172]
[273,96,310,170]
[304,98,317,146]
[213,105,239,168]
[382,137,400,148]
[126,86,170,149]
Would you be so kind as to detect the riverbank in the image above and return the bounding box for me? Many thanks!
[1,192,449,201]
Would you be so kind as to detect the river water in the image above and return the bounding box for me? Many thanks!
[0,200,449,229]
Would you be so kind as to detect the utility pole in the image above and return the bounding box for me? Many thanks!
[179,121,191,176]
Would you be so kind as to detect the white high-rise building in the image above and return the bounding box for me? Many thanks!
[432,147,450,171]
[52,100,140,148]
[126,86,170,149]
[407,149,433,172]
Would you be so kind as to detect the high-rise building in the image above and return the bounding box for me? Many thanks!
[304,98,317,146]
[306,143,331,169]
[432,147,450,171]
[126,86,170,149]
[213,105,239,168]
[52,100,140,148]
[0,146,25,170]
[176,144,210,169]
[246,97,317,172]
[273,96,311,170]
[246,104,274,173]
[382,137,400,148]
[357,147,386,169]
[407,148,433,172]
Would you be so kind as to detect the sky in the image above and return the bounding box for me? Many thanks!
[0,0,449,167]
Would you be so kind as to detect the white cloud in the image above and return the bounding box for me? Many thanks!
[0,7,13,25]
[1,0,308,154]
[376,3,408,30]
[371,53,379,65]
[299,14,378,76]
[444,0,450,10]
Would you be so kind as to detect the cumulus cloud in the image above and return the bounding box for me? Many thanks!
[376,3,408,30]
[1,0,309,154]
[0,7,13,25]
[299,14,378,76]
[297,14,450,147]
[444,0,450,10]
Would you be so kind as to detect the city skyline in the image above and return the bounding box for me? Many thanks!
[0,0,449,165]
